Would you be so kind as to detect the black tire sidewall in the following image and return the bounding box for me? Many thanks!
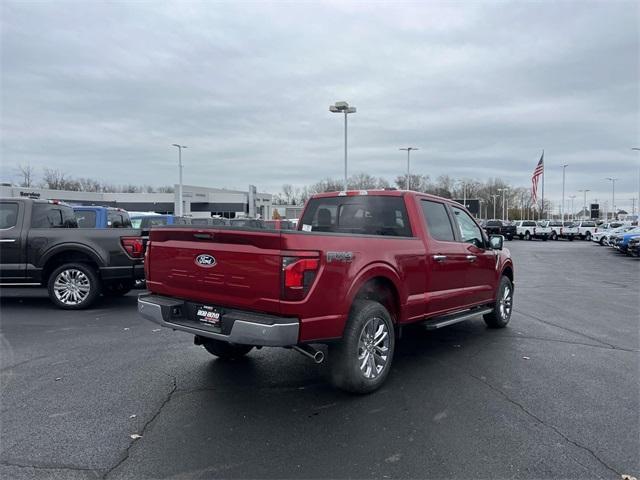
[484,276,513,328]
[47,263,101,310]
[330,300,395,394]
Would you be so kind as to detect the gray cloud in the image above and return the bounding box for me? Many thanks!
[1,0,638,211]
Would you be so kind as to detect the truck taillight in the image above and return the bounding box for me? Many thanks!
[121,237,144,258]
[282,256,319,300]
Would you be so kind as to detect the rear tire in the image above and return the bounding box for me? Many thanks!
[550,232,557,241]
[47,263,101,310]
[202,339,253,360]
[585,232,592,241]
[524,231,531,241]
[484,276,513,328]
[329,300,395,394]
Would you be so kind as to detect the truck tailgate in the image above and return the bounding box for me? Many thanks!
[146,228,282,314]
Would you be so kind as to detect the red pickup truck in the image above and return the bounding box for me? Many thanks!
[139,190,514,393]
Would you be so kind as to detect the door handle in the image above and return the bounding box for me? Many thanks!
[466,255,477,262]
[0,239,16,243]
[433,254,447,262]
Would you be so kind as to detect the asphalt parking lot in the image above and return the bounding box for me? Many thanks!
[1,240,638,479]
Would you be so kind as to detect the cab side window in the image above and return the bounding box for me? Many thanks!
[420,200,455,241]
[451,206,484,248]
[0,203,19,229]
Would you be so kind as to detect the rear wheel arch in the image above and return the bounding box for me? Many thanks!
[353,276,401,324]
[41,248,102,284]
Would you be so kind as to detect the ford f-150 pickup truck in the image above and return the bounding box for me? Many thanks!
[0,198,145,309]
[139,190,514,393]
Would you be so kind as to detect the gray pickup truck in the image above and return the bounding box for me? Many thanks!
[0,197,145,309]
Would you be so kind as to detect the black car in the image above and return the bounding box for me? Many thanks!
[482,219,516,241]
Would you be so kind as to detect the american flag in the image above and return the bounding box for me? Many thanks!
[531,152,544,204]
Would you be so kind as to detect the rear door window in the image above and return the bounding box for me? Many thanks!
[299,196,412,236]
[420,200,455,241]
[0,202,19,229]
[32,204,77,228]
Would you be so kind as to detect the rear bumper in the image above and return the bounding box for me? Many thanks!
[137,294,299,347]
[99,264,145,281]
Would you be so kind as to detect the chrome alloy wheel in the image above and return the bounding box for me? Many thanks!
[499,284,513,320]
[53,269,91,306]
[357,316,390,379]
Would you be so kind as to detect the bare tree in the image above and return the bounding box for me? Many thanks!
[17,164,36,187]
[41,168,69,190]
[281,184,294,204]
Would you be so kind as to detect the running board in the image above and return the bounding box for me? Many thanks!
[423,307,493,330]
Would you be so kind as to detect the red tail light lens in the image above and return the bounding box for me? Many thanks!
[282,256,319,300]
[121,236,144,258]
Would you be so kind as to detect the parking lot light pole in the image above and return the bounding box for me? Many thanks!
[172,144,187,217]
[561,164,568,223]
[491,194,499,219]
[497,188,508,220]
[400,147,418,190]
[330,102,356,190]
[606,177,618,220]
[569,195,576,220]
[633,148,640,220]
[578,189,590,219]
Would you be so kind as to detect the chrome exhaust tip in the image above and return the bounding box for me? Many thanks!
[292,345,324,364]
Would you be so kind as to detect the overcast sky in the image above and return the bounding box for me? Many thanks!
[1,1,639,211]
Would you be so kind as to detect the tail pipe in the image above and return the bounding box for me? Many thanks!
[293,345,324,364]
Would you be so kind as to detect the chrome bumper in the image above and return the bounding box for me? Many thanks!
[138,294,299,347]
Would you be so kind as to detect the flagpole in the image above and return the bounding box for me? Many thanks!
[541,149,545,219]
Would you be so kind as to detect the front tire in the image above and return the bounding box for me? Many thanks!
[329,300,395,394]
[47,263,101,310]
[585,232,592,241]
[202,339,253,360]
[524,231,531,241]
[484,276,513,328]
[551,232,558,241]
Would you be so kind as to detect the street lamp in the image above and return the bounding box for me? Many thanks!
[172,144,187,216]
[569,195,576,221]
[633,148,640,220]
[491,194,500,219]
[606,177,618,220]
[578,189,590,220]
[561,164,568,223]
[330,101,357,190]
[399,147,419,190]
[498,188,509,220]
[479,199,484,219]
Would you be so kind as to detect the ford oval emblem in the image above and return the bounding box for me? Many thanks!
[195,254,216,267]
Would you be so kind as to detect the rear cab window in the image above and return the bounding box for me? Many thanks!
[299,195,413,236]
[0,202,19,229]
[108,211,131,228]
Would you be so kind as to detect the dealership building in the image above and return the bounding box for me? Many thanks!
[0,184,274,219]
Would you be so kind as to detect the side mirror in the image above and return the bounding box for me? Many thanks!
[489,235,504,250]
